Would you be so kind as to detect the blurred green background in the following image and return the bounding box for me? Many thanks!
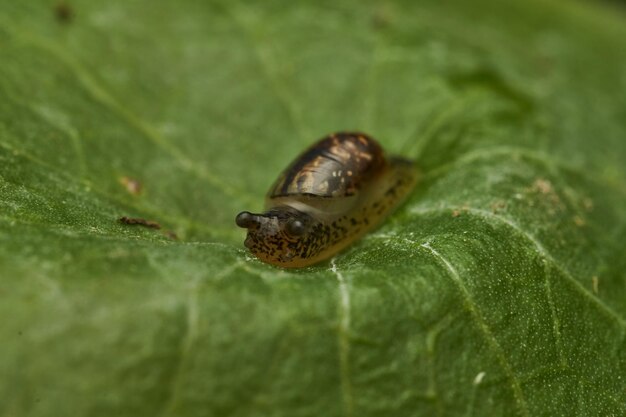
[0,1,624,416]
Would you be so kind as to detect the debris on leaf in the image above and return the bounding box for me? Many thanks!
[118,216,161,230]
[473,371,486,385]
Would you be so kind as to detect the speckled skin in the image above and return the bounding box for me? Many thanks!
[236,132,417,268]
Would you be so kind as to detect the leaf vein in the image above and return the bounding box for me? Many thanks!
[409,205,625,327]
[542,265,567,368]
[419,242,530,417]
[160,287,199,417]
[220,2,310,140]
[1,20,252,206]
[331,258,354,417]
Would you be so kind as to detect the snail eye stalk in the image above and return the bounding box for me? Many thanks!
[236,211,260,229]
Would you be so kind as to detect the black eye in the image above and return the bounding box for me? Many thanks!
[286,219,305,236]
[236,211,261,229]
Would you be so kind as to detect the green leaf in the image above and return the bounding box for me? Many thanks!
[1,0,624,416]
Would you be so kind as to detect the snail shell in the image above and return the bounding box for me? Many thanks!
[236,132,417,268]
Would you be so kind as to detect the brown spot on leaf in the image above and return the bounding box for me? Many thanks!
[526,178,563,213]
[371,5,393,29]
[533,178,553,194]
[119,176,143,196]
[55,2,73,23]
[490,200,507,214]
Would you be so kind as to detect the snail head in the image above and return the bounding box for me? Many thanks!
[235,208,315,266]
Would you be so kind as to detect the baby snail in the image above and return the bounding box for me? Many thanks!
[236,132,418,268]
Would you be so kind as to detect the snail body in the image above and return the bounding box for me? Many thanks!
[236,132,417,268]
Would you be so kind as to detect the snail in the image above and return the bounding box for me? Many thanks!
[236,132,418,268]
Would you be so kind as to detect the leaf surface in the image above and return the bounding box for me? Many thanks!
[0,1,625,416]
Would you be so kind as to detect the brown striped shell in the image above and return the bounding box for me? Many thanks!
[236,132,417,268]
[268,132,386,198]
